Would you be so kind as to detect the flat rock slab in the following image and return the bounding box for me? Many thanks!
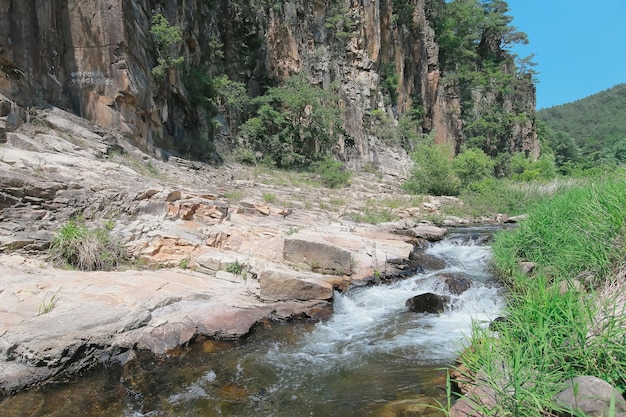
[0,254,319,394]
[259,268,335,301]
[284,232,352,275]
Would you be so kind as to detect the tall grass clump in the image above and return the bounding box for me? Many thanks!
[453,177,581,219]
[453,177,626,415]
[50,218,126,271]
[492,179,626,282]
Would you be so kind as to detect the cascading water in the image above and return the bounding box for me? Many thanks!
[0,228,505,417]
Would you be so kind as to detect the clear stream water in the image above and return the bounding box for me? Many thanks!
[0,228,505,417]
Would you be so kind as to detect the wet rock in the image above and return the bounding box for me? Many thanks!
[409,251,447,271]
[505,214,527,223]
[555,376,626,417]
[488,316,510,332]
[375,397,444,417]
[406,293,451,314]
[436,273,473,295]
[449,382,498,417]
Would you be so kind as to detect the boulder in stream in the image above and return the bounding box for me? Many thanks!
[406,293,451,314]
[436,272,473,295]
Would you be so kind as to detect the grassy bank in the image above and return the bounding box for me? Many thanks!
[456,177,626,415]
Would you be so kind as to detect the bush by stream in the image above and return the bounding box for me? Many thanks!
[454,177,626,415]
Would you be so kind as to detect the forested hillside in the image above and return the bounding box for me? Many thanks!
[537,84,626,171]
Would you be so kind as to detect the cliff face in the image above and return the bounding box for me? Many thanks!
[0,0,537,176]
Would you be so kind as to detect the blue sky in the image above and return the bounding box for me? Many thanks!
[506,0,626,109]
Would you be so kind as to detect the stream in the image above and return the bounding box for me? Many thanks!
[0,227,505,417]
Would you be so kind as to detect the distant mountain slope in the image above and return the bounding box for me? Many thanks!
[538,84,626,165]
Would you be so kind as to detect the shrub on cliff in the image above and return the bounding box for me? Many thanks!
[50,219,126,271]
[238,74,343,169]
[150,12,184,82]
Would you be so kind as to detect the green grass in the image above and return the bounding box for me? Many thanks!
[432,177,585,220]
[492,179,626,283]
[344,206,396,224]
[49,218,126,271]
[262,192,277,204]
[453,177,626,415]
[38,289,60,315]
[226,260,247,279]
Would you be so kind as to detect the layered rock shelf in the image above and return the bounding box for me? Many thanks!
[0,100,476,394]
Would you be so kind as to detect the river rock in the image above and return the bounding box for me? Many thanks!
[518,261,535,275]
[259,268,334,301]
[449,382,498,417]
[390,220,448,242]
[436,272,473,295]
[283,232,352,275]
[409,251,447,271]
[555,376,626,417]
[406,293,451,314]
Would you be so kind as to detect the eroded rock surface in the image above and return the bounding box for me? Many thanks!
[0,102,454,393]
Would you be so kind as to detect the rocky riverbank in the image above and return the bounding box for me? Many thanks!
[0,99,511,395]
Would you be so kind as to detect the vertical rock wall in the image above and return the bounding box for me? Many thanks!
[0,0,537,175]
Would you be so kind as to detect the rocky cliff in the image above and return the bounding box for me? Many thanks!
[0,0,538,176]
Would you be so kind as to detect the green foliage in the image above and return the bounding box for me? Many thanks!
[538,84,626,168]
[453,148,494,186]
[38,289,60,315]
[345,207,396,225]
[184,70,249,113]
[458,178,527,217]
[510,152,556,182]
[396,116,424,151]
[403,144,461,196]
[233,147,257,165]
[535,119,581,172]
[391,0,415,27]
[430,0,532,158]
[325,2,357,40]
[314,156,352,189]
[150,12,184,81]
[226,260,248,279]
[181,69,249,160]
[380,62,399,106]
[50,218,126,271]
[457,177,576,219]
[262,193,277,204]
[239,74,343,168]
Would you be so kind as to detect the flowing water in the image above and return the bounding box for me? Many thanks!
[0,227,505,417]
